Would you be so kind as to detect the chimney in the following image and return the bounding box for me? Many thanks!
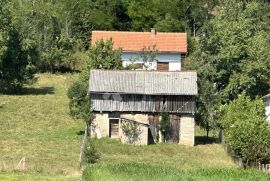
[151,28,156,37]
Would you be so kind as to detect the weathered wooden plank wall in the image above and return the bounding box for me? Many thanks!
[91,94,195,114]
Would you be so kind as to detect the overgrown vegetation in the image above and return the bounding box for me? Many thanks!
[184,0,270,154]
[84,139,100,164]
[220,94,270,167]
[67,40,122,132]
[83,163,270,181]
[82,137,238,180]
[159,109,170,142]
[121,120,142,144]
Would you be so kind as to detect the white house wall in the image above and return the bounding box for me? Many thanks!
[121,52,182,71]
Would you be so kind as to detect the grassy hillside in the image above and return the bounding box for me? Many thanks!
[0,74,84,179]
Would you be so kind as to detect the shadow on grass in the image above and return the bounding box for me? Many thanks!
[77,130,85,135]
[0,87,55,95]
[195,136,220,145]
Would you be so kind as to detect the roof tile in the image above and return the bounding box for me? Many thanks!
[91,31,187,53]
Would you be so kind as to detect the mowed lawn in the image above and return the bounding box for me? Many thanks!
[83,137,270,180]
[0,74,84,180]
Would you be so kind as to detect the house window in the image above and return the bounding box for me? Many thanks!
[157,62,169,71]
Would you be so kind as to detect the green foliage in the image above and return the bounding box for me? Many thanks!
[84,139,100,164]
[220,94,270,166]
[0,2,37,92]
[121,121,142,144]
[196,80,220,137]
[67,40,122,123]
[83,162,270,181]
[88,39,122,69]
[159,109,169,142]
[186,1,270,101]
[184,0,270,136]
[67,77,90,121]
[126,0,215,33]
[139,46,157,69]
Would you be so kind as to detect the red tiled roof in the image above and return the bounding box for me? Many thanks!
[91,31,187,53]
[263,93,270,99]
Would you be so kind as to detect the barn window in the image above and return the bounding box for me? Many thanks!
[108,112,120,118]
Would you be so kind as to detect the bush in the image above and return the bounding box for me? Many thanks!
[84,139,100,164]
[121,121,142,144]
[220,94,270,166]
[159,109,169,142]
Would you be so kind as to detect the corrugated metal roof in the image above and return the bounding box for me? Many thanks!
[89,70,197,95]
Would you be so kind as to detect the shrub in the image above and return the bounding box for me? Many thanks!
[121,120,142,144]
[159,109,169,142]
[220,94,270,166]
[84,139,100,164]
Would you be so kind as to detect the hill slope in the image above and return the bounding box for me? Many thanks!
[0,74,84,179]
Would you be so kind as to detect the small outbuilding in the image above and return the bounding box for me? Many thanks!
[89,69,197,146]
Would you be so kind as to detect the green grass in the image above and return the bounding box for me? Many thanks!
[0,172,76,181]
[89,138,236,169]
[83,162,270,181]
[83,138,242,180]
[0,73,84,179]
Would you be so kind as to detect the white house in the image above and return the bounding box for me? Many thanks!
[91,29,187,71]
[263,93,270,122]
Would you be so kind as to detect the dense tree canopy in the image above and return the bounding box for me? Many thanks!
[0,0,37,92]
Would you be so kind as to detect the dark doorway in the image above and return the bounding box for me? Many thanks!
[109,119,119,138]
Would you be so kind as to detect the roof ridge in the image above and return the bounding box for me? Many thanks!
[91,69,196,73]
[92,30,187,35]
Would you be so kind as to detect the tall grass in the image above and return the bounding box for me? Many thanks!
[83,162,270,181]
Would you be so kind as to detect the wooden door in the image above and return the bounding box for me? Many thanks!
[109,119,119,138]
[157,62,169,71]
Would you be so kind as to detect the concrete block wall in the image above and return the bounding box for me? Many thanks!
[179,115,195,146]
[91,113,109,138]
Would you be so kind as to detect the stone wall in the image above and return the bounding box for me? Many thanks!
[91,112,149,145]
[120,121,149,145]
[91,113,109,138]
[179,115,195,146]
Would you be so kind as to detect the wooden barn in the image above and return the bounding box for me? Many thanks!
[89,69,197,146]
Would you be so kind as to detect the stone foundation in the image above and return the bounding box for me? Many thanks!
[91,113,149,145]
[91,112,195,146]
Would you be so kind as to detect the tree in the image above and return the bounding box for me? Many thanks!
[196,80,220,138]
[188,1,270,101]
[0,1,37,92]
[220,94,270,167]
[88,39,122,69]
[184,0,270,135]
[67,40,122,134]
